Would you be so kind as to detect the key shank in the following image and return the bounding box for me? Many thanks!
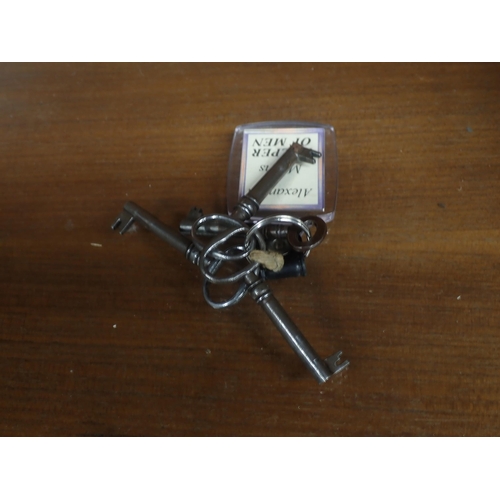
[244,272,345,383]
[232,143,320,222]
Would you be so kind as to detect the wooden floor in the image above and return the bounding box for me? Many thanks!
[1,63,499,436]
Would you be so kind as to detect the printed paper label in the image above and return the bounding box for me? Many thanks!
[239,127,325,211]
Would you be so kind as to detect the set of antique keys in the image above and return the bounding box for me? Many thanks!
[112,142,348,383]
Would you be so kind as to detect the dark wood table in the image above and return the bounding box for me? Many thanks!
[1,63,499,436]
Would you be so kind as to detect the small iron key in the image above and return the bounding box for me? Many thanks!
[231,142,321,221]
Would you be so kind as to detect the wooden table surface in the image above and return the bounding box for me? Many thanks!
[1,63,499,436]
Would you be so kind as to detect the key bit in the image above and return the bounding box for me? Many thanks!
[326,351,350,375]
[111,210,135,235]
[113,201,192,255]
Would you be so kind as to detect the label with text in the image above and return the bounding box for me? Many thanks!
[240,127,325,210]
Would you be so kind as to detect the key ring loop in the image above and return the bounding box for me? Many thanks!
[191,214,256,261]
[287,215,327,252]
[244,214,311,249]
[203,279,250,309]
[201,259,251,309]
[199,226,266,285]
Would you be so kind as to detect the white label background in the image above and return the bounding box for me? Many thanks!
[240,128,325,210]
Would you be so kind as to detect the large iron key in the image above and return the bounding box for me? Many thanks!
[112,201,348,383]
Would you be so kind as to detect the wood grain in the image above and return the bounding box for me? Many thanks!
[0,63,499,436]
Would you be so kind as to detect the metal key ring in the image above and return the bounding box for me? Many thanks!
[202,259,250,309]
[203,278,249,309]
[191,214,256,261]
[244,215,311,250]
[287,215,327,252]
[199,226,266,285]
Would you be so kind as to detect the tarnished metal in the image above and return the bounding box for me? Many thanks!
[231,143,320,221]
[287,215,328,252]
[111,143,348,383]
